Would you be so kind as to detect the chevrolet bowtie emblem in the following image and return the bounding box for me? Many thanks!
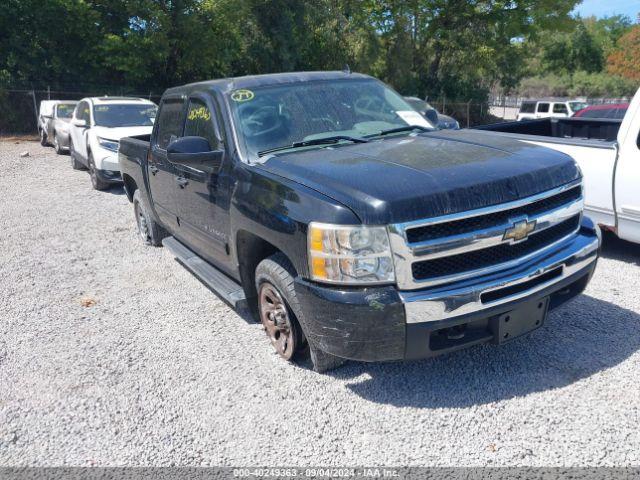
[503,219,537,243]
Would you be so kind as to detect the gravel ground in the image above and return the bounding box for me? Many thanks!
[1,140,640,467]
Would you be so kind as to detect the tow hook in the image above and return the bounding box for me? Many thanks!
[446,324,466,340]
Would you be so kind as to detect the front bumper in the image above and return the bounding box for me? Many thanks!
[294,219,600,362]
[93,145,121,173]
[95,168,123,184]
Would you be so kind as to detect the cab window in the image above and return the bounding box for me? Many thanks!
[155,99,185,149]
[553,103,568,114]
[537,103,550,113]
[520,102,536,114]
[184,99,218,149]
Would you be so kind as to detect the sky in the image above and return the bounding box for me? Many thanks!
[573,0,640,20]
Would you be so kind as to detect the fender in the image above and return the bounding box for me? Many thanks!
[230,162,360,278]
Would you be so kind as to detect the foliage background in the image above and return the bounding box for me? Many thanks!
[0,0,638,133]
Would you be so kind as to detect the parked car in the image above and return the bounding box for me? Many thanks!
[38,100,77,152]
[476,87,640,244]
[41,101,77,154]
[517,99,588,121]
[68,97,157,190]
[118,71,599,373]
[404,96,460,129]
[572,103,629,120]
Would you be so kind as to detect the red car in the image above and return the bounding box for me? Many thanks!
[573,103,629,120]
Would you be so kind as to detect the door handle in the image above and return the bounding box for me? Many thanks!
[175,176,188,188]
[149,165,159,175]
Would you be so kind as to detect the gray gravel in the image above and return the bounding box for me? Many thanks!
[1,139,640,467]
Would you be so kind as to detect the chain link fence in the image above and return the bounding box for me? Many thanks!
[428,99,508,127]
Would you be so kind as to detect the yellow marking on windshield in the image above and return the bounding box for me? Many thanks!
[231,89,255,102]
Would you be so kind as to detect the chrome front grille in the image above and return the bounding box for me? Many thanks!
[388,180,584,290]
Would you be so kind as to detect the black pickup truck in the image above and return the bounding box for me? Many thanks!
[119,71,600,372]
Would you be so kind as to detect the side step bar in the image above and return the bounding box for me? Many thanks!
[162,236,247,309]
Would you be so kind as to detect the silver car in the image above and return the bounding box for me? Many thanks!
[39,101,78,154]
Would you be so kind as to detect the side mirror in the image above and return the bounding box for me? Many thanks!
[73,118,87,128]
[167,136,223,171]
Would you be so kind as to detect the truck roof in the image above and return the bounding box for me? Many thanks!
[164,71,373,96]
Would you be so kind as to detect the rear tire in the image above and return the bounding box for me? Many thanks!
[88,152,110,191]
[254,253,346,373]
[133,189,166,246]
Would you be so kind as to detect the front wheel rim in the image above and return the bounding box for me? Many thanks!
[89,158,98,187]
[258,283,296,360]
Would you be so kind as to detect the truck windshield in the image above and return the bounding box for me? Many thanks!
[93,104,157,127]
[56,104,75,119]
[228,79,433,157]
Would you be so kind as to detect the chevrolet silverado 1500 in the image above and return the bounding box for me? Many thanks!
[118,71,600,372]
[477,87,640,244]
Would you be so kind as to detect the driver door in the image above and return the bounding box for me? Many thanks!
[173,95,232,271]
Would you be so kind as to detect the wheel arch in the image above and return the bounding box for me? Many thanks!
[122,174,137,202]
[235,230,290,318]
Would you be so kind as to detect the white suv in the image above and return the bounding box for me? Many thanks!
[69,97,157,190]
[517,99,588,121]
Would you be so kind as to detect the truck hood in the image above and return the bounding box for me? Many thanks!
[92,126,153,142]
[257,129,580,224]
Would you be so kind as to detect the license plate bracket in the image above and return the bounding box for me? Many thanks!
[491,297,549,344]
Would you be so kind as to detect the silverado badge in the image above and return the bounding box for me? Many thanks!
[504,218,537,243]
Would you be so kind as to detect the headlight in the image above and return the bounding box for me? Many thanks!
[97,137,119,153]
[308,223,395,285]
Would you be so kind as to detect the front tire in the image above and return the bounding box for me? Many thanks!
[133,189,166,246]
[88,152,110,191]
[53,132,64,155]
[69,140,85,170]
[39,129,48,146]
[254,253,346,373]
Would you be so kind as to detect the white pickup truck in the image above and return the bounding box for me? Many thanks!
[476,87,640,244]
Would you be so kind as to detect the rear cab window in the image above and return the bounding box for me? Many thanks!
[614,109,627,119]
[537,103,550,113]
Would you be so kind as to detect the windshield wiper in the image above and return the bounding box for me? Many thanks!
[258,135,368,157]
[365,125,431,138]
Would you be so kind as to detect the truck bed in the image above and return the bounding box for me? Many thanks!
[119,134,151,160]
[118,134,151,201]
[474,117,621,148]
